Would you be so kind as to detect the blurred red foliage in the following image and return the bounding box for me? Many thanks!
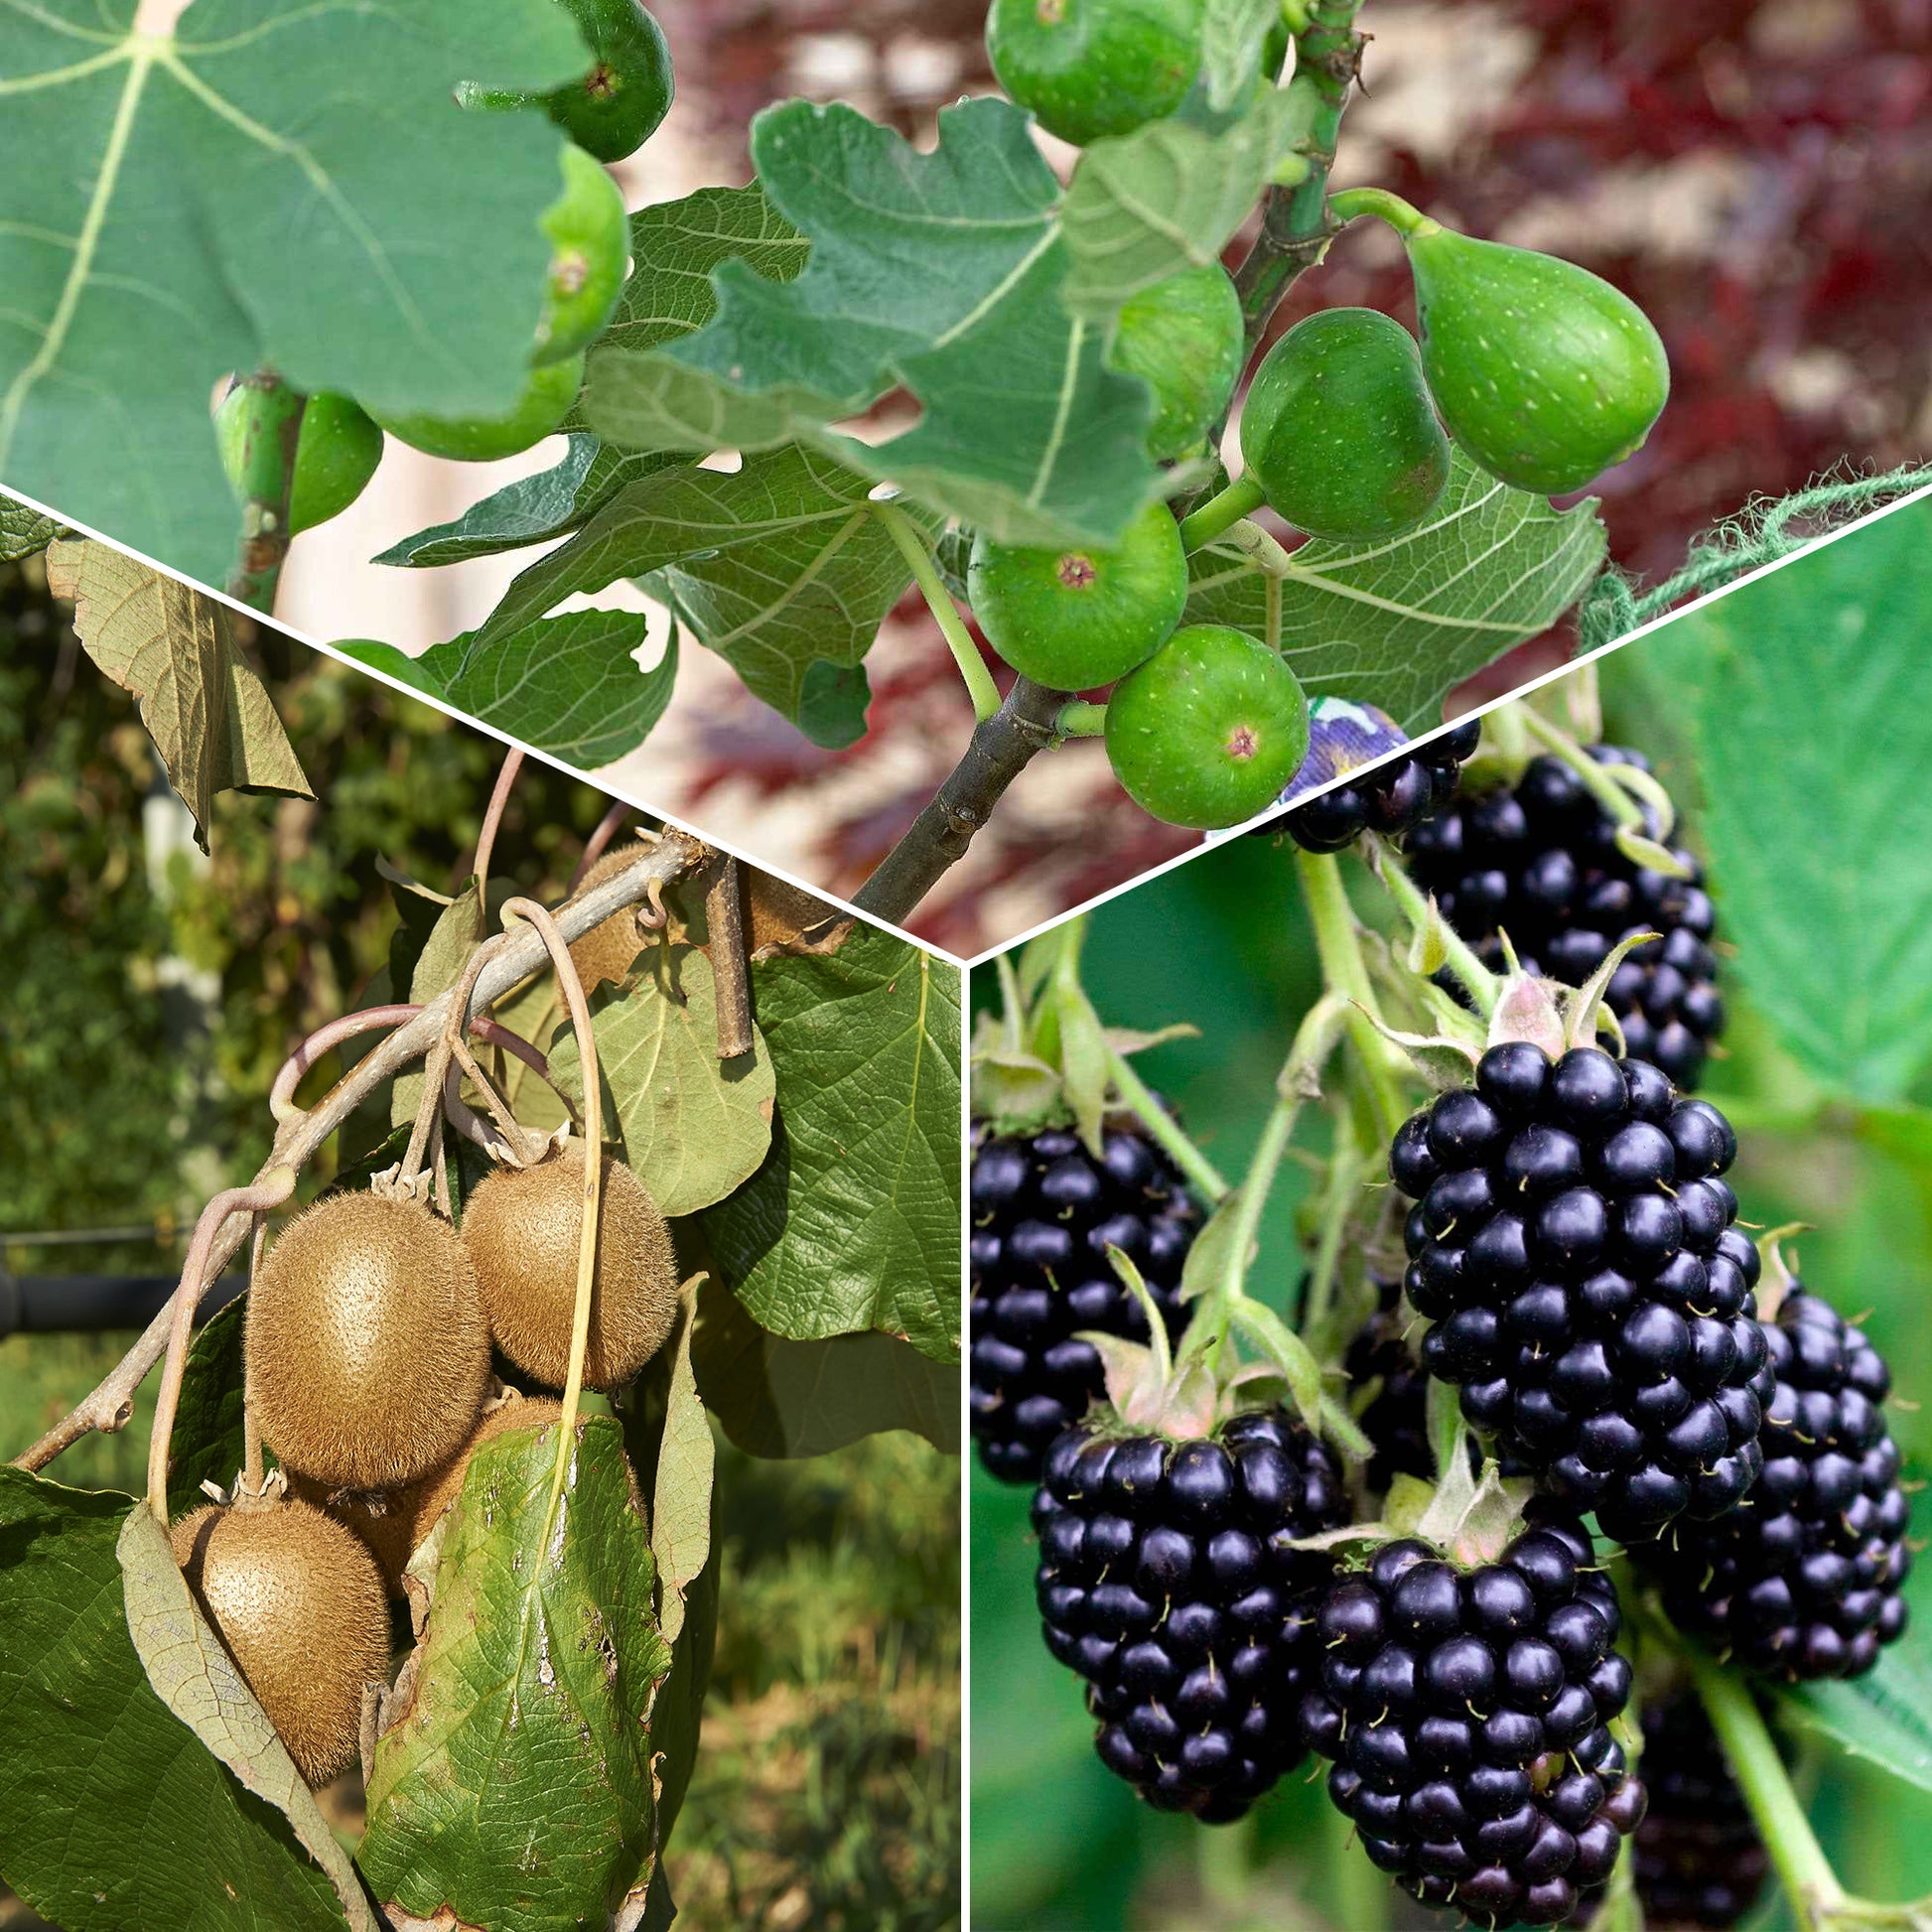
[657,0,1932,954]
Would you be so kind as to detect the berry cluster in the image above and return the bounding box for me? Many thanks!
[1391,1042,1769,1542]
[1301,1518,1645,1928]
[1277,716,1483,853]
[1629,1696,1769,1929]
[1632,1280,1911,1679]
[1033,1412,1347,1822]
[970,1123,1199,1483]
[1408,749,1725,1089]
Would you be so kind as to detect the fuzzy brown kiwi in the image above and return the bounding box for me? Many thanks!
[283,1472,425,1597]
[246,1190,491,1491]
[408,1394,568,1553]
[568,844,652,991]
[171,1497,390,1788]
[463,1142,679,1390]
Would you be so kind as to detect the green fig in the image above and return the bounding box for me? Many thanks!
[986,0,1205,148]
[366,353,584,464]
[216,389,382,536]
[534,144,628,364]
[1240,308,1450,540]
[1404,221,1669,494]
[1105,623,1309,828]
[1110,264,1245,463]
[969,500,1187,690]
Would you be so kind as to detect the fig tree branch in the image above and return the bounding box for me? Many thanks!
[223,372,305,616]
[853,675,1070,924]
[12,829,706,1477]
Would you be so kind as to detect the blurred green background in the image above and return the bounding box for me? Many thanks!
[0,558,959,1932]
[969,494,1932,1930]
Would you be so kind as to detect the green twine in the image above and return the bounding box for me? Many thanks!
[1576,463,1932,656]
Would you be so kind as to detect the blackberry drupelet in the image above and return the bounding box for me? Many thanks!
[1391,1042,1769,1542]
[1408,748,1724,1089]
[970,1122,1200,1483]
[1301,1518,1646,1927]
[1283,718,1484,853]
[1629,1695,1768,1929]
[1033,1410,1347,1821]
[1631,1281,1911,1679]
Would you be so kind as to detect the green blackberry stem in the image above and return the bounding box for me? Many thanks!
[1295,848,1411,1144]
[1364,838,1500,1015]
[1105,1039,1230,1206]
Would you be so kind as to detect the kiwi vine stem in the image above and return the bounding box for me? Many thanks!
[472,745,525,890]
[223,373,304,615]
[853,673,1070,922]
[500,897,605,1535]
[704,855,756,1060]
[873,501,1002,723]
[14,831,704,1477]
[1230,0,1370,352]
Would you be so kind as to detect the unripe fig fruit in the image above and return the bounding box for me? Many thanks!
[535,145,629,365]
[365,352,584,464]
[463,1143,679,1391]
[1404,222,1669,493]
[1240,308,1450,539]
[969,500,1188,691]
[246,1191,491,1491]
[215,389,382,536]
[986,0,1205,148]
[171,1498,389,1789]
[1110,264,1245,463]
[567,844,651,991]
[1105,623,1309,828]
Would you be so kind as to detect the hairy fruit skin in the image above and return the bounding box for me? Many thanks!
[1240,308,1450,540]
[1408,746,1725,1089]
[248,1191,491,1491]
[1034,1409,1347,1821]
[1303,1520,1646,1927]
[1391,1044,1767,1542]
[215,389,382,536]
[969,1121,1199,1483]
[1106,624,1310,829]
[1629,1695,1769,1928]
[171,1499,390,1788]
[986,0,1205,148]
[1630,1282,1911,1681]
[968,500,1187,691]
[366,352,583,464]
[1405,224,1669,494]
[1275,717,1481,853]
[535,145,629,364]
[1110,265,1245,463]
[567,843,652,991]
[464,1142,679,1391]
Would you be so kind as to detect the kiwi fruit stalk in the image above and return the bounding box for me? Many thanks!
[463,1142,679,1391]
[246,1190,491,1491]
[171,1497,390,1788]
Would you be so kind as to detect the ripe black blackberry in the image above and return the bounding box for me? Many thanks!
[1408,748,1724,1089]
[1280,719,1484,853]
[970,1122,1199,1483]
[1629,1695,1768,1929]
[1301,1517,1646,1928]
[1392,1041,1769,1543]
[1631,1280,1911,1680]
[1033,1410,1347,1821]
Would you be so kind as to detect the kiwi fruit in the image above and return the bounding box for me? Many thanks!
[246,1190,491,1491]
[409,1394,568,1554]
[171,1497,390,1788]
[283,1472,425,1596]
[568,844,652,991]
[463,1142,679,1390]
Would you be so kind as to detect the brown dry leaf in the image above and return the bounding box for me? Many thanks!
[45,537,312,848]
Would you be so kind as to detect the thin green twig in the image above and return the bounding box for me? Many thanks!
[873,502,1002,722]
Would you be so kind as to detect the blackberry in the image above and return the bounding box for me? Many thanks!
[1631,1281,1911,1679]
[1628,1695,1768,1929]
[1339,1273,1437,1494]
[1032,1410,1347,1821]
[1391,1042,1768,1542]
[1408,748,1724,1089]
[1279,715,1484,854]
[970,1122,1199,1483]
[1301,1517,1646,1927]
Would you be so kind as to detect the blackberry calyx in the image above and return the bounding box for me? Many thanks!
[1033,1410,1347,1821]
[1630,1280,1911,1680]
[1391,1042,1768,1542]
[971,1121,1200,1484]
[1302,1517,1646,1928]
[1407,747,1725,1090]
